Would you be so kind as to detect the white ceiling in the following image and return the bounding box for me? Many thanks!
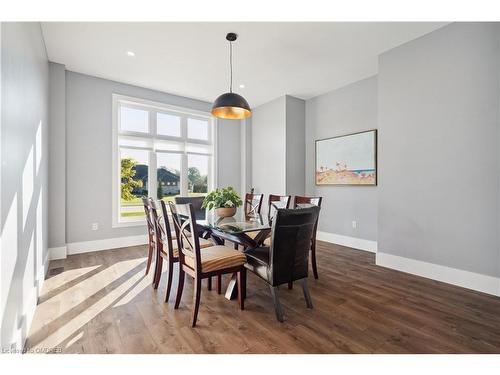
[41,22,446,107]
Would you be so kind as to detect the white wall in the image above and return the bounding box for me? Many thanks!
[305,76,378,241]
[377,23,500,289]
[1,22,49,350]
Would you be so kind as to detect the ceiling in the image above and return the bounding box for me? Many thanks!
[41,22,446,107]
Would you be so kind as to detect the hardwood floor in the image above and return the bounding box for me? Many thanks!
[26,241,500,353]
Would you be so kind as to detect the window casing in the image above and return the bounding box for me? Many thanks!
[112,94,216,227]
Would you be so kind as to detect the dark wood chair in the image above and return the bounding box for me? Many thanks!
[244,193,264,217]
[174,196,206,220]
[294,196,323,280]
[152,200,213,296]
[246,194,291,246]
[244,206,321,322]
[142,197,157,279]
[268,194,291,219]
[170,202,247,327]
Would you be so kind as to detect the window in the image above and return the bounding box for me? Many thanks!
[187,118,209,140]
[120,106,149,133]
[113,95,215,226]
[157,112,181,137]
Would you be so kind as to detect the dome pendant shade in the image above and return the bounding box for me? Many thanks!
[211,92,252,119]
[212,32,252,120]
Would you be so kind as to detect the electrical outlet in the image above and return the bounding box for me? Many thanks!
[91,222,99,231]
[352,220,357,229]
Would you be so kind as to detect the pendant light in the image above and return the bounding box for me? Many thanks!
[211,33,252,119]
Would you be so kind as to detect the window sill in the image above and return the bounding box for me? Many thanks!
[112,220,147,229]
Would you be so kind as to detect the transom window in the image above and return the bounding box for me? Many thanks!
[112,94,215,226]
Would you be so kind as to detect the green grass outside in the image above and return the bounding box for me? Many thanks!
[121,211,145,218]
[120,193,207,218]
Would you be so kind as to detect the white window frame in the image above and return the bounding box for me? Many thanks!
[112,94,217,228]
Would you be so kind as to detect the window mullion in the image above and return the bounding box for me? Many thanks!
[181,152,188,196]
[150,151,157,200]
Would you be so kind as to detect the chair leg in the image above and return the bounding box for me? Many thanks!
[269,286,284,322]
[242,269,246,300]
[216,275,222,294]
[153,254,163,290]
[237,269,246,310]
[164,260,174,303]
[288,281,293,289]
[192,277,202,327]
[311,241,319,279]
[300,278,313,309]
[207,276,212,291]
[174,268,185,309]
[145,239,153,276]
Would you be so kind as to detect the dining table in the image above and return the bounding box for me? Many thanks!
[195,208,274,300]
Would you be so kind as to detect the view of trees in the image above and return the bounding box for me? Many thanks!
[188,167,207,193]
[121,157,143,201]
[121,158,207,202]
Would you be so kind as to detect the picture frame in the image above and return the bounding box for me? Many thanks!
[315,129,377,186]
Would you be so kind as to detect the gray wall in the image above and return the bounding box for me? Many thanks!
[285,95,306,196]
[305,76,378,240]
[65,71,242,243]
[48,62,65,248]
[251,95,306,208]
[378,23,500,277]
[251,96,286,197]
[241,117,252,198]
[217,118,241,192]
[1,23,49,350]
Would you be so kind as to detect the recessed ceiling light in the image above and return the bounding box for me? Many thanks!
[126,51,135,57]
[239,84,245,89]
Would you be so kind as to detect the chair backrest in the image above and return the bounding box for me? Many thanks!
[158,200,176,258]
[244,193,264,216]
[169,202,202,272]
[142,197,156,241]
[294,195,322,242]
[294,195,322,208]
[268,206,321,286]
[174,196,206,220]
[268,194,291,219]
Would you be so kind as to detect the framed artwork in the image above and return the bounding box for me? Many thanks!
[315,129,377,186]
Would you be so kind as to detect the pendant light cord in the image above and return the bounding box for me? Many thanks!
[229,40,233,93]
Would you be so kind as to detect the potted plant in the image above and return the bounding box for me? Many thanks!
[202,186,243,218]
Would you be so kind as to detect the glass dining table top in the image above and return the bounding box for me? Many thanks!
[194,202,316,235]
[196,208,272,235]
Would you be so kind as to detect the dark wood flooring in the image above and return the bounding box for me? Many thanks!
[26,241,500,353]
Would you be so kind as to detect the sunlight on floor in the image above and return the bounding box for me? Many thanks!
[28,257,147,350]
[112,274,150,308]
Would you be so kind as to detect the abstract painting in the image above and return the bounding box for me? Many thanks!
[315,130,377,186]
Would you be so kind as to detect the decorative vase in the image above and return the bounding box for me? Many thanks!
[215,207,237,218]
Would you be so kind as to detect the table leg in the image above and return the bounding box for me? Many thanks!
[224,272,238,300]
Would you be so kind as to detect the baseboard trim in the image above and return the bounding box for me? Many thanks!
[66,234,148,255]
[317,231,377,253]
[376,252,500,297]
[48,246,67,260]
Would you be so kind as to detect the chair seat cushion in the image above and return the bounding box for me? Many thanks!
[162,237,212,258]
[244,246,270,282]
[185,245,246,273]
